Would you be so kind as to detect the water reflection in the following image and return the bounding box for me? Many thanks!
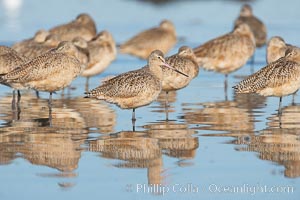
[181,99,255,133]
[89,121,198,186]
[143,121,198,166]
[89,131,163,185]
[202,104,300,178]
[0,92,117,188]
[235,129,300,178]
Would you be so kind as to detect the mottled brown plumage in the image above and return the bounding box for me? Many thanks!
[119,20,177,59]
[266,36,296,64]
[162,46,199,92]
[12,29,50,53]
[0,41,84,104]
[194,23,255,75]
[234,4,267,47]
[85,50,187,120]
[0,46,28,91]
[49,13,97,41]
[233,48,300,114]
[15,34,61,60]
[81,30,116,78]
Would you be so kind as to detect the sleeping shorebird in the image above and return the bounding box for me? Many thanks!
[266,36,299,104]
[266,36,295,64]
[234,4,267,71]
[193,23,255,99]
[0,41,84,107]
[49,13,97,41]
[234,4,267,48]
[119,20,177,59]
[85,50,188,124]
[12,29,50,53]
[233,47,300,116]
[161,46,199,117]
[0,46,28,107]
[81,30,117,91]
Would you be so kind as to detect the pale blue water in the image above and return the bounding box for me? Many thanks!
[0,0,300,199]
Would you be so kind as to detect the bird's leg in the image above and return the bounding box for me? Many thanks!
[12,90,16,110]
[224,74,228,101]
[278,97,283,116]
[250,54,255,74]
[48,92,53,127]
[17,90,21,104]
[165,91,169,121]
[48,92,53,107]
[132,108,136,122]
[35,90,40,99]
[85,77,90,93]
[132,108,136,131]
[292,90,298,105]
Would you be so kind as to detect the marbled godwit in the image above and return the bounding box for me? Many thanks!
[267,37,299,104]
[233,47,300,115]
[85,50,188,122]
[193,23,255,99]
[119,20,177,59]
[234,4,267,71]
[0,45,28,106]
[15,34,61,60]
[81,30,116,91]
[0,41,84,106]
[160,46,199,118]
[71,37,89,66]
[49,13,97,41]
[234,4,267,48]
[266,36,296,64]
[12,29,50,53]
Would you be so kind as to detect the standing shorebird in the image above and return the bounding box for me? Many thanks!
[234,4,267,71]
[193,23,255,99]
[119,20,177,59]
[0,41,84,107]
[233,47,300,116]
[266,36,299,104]
[14,34,61,60]
[161,46,199,118]
[49,13,97,41]
[12,29,50,53]
[0,46,28,107]
[85,50,188,125]
[234,4,267,48]
[81,30,117,91]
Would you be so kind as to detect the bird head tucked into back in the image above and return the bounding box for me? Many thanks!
[240,4,253,17]
[75,13,94,25]
[178,46,197,60]
[72,37,88,49]
[159,20,176,33]
[285,47,300,63]
[234,23,255,45]
[268,36,286,48]
[55,41,81,59]
[33,29,50,43]
[92,30,114,44]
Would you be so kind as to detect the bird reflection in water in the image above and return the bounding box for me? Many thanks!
[0,92,117,188]
[89,131,163,185]
[143,121,198,167]
[153,90,177,121]
[181,100,255,133]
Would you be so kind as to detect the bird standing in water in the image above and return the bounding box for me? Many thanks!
[233,47,300,116]
[85,50,188,127]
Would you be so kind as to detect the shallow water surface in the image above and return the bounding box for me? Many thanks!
[0,0,300,199]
